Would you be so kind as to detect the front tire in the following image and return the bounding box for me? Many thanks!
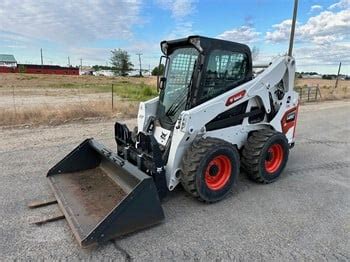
[242,129,289,183]
[181,137,240,203]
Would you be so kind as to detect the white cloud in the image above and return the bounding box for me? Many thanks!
[264,2,350,69]
[156,0,196,19]
[156,0,197,38]
[295,42,350,65]
[329,0,350,9]
[310,4,323,12]
[68,41,161,67]
[265,19,295,43]
[217,26,261,44]
[0,0,142,44]
[265,9,350,45]
[166,22,194,39]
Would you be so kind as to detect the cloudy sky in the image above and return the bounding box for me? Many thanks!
[0,0,349,74]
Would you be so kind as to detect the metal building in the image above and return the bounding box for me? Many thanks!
[0,54,17,67]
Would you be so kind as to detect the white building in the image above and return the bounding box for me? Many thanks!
[0,54,17,67]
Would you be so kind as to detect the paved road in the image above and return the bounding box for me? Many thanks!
[1,101,349,261]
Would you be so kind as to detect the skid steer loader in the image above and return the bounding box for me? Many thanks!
[30,2,300,246]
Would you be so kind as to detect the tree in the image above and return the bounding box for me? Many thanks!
[110,49,133,76]
[152,64,165,76]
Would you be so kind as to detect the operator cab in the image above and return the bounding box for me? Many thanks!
[156,36,253,129]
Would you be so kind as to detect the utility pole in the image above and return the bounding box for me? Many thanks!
[288,0,298,57]
[80,58,83,70]
[67,56,70,67]
[137,53,143,77]
[335,62,342,89]
[40,48,43,66]
[149,64,151,76]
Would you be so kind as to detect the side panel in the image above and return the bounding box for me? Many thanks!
[137,97,159,132]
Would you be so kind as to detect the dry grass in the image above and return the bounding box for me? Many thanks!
[0,73,157,89]
[295,78,350,100]
[0,101,138,127]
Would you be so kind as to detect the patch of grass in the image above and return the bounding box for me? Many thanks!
[113,82,158,101]
[60,83,76,88]
[17,75,39,80]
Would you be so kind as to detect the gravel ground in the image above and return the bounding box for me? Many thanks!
[0,92,112,109]
[0,100,349,261]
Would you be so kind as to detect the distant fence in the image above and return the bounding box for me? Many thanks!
[0,83,143,126]
[295,85,322,102]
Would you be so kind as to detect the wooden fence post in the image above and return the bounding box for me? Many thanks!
[112,84,114,110]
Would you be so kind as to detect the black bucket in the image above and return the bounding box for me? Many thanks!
[47,139,164,247]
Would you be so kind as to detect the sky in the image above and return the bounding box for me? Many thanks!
[0,0,349,74]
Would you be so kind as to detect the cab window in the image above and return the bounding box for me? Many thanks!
[198,50,248,104]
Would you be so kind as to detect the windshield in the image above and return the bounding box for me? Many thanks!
[158,47,199,127]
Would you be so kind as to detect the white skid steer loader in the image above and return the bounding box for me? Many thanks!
[30,3,299,247]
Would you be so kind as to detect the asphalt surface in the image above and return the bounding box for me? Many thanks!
[1,100,349,261]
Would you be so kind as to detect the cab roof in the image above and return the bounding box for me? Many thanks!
[160,35,251,57]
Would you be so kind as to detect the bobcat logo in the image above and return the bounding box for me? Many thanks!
[160,132,168,140]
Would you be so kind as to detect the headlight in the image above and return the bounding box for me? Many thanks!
[179,113,190,132]
[189,37,203,53]
[161,42,168,55]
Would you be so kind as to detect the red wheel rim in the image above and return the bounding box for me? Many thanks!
[265,144,284,173]
[204,155,232,190]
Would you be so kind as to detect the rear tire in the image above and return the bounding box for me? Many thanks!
[242,129,289,183]
[181,137,240,203]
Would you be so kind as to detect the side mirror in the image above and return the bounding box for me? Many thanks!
[156,55,169,92]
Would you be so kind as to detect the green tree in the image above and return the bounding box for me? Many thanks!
[110,49,133,76]
[152,64,165,76]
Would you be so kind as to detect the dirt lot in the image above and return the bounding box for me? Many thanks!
[0,100,349,261]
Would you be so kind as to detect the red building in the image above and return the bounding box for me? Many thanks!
[0,64,79,75]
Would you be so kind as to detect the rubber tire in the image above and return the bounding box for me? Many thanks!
[242,129,289,183]
[181,137,240,203]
